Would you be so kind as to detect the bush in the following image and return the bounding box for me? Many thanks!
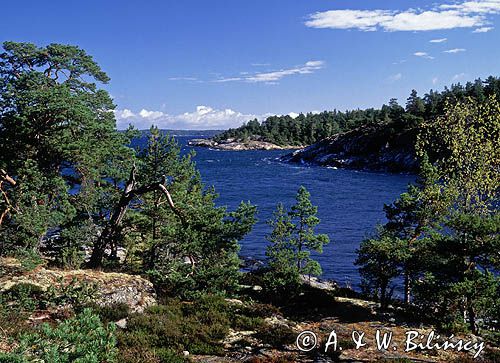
[2,283,44,311]
[44,277,98,309]
[255,324,296,348]
[3,308,117,362]
[14,249,43,272]
[118,295,231,359]
[227,302,278,331]
[83,303,130,323]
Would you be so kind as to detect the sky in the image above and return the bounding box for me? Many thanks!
[1,0,499,130]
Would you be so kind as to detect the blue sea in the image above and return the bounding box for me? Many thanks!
[137,134,414,290]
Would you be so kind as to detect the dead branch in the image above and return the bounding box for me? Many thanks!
[0,169,16,186]
[88,167,187,268]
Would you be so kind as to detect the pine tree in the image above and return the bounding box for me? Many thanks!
[264,186,330,295]
[290,186,330,276]
[0,41,133,261]
[130,128,258,298]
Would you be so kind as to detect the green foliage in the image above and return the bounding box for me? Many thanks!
[0,41,134,262]
[118,295,231,359]
[412,96,500,333]
[44,277,98,309]
[212,77,500,147]
[254,324,296,349]
[355,229,407,309]
[0,43,257,301]
[14,249,44,271]
[1,278,98,316]
[85,303,130,324]
[0,308,117,363]
[263,186,330,297]
[133,127,257,298]
[356,157,450,307]
[358,95,500,333]
[2,283,44,312]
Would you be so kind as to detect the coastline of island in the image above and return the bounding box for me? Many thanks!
[188,137,304,151]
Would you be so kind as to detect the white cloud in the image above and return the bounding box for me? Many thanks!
[168,77,198,81]
[304,1,500,32]
[389,73,403,81]
[414,52,435,59]
[305,10,395,31]
[214,60,325,84]
[432,77,439,85]
[116,109,135,119]
[115,106,269,130]
[114,106,321,130]
[392,59,407,65]
[138,109,165,119]
[444,48,467,53]
[440,1,500,14]
[472,26,494,31]
[452,72,467,81]
[430,38,448,43]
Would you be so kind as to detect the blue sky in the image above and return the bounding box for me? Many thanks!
[1,0,499,129]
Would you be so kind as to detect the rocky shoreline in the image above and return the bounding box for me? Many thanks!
[281,125,419,173]
[188,138,301,151]
[190,125,419,172]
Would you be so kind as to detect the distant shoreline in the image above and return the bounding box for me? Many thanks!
[187,138,304,151]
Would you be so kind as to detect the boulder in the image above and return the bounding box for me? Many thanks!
[0,257,156,313]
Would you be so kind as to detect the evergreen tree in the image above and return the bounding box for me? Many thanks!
[382,157,450,304]
[355,228,407,309]
[264,186,330,295]
[290,186,330,276]
[263,203,300,294]
[0,41,133,261]
[130,128,258,298]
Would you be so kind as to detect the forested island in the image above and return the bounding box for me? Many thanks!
[194,77,500,172]
[0,42,499,362]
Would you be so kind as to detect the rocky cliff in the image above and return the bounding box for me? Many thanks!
[282,125,419,173]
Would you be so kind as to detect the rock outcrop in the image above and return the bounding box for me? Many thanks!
[0,257,156,312]
[282,125,419,173]
[188,138,300,151]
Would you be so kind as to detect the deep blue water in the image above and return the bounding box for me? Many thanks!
[138,135,414,290]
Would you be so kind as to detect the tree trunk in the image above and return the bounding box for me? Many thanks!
[88,167,185,268]
[467,301,477,334]
[0,169,17,227]
[404,270,411,305]
[0,169,16,187]
[380,280,388,310]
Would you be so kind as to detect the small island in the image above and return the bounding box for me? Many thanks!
[187,137,300,150]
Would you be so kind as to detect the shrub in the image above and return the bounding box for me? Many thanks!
[14,249,43,272]
[3,308,117,363]
[2,283,44,311]
[118,295,231,358]
[255,324,296,348]
[44,277,98,309]
[83,302,130,323]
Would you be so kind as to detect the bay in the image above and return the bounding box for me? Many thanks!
[135,134,414,290]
